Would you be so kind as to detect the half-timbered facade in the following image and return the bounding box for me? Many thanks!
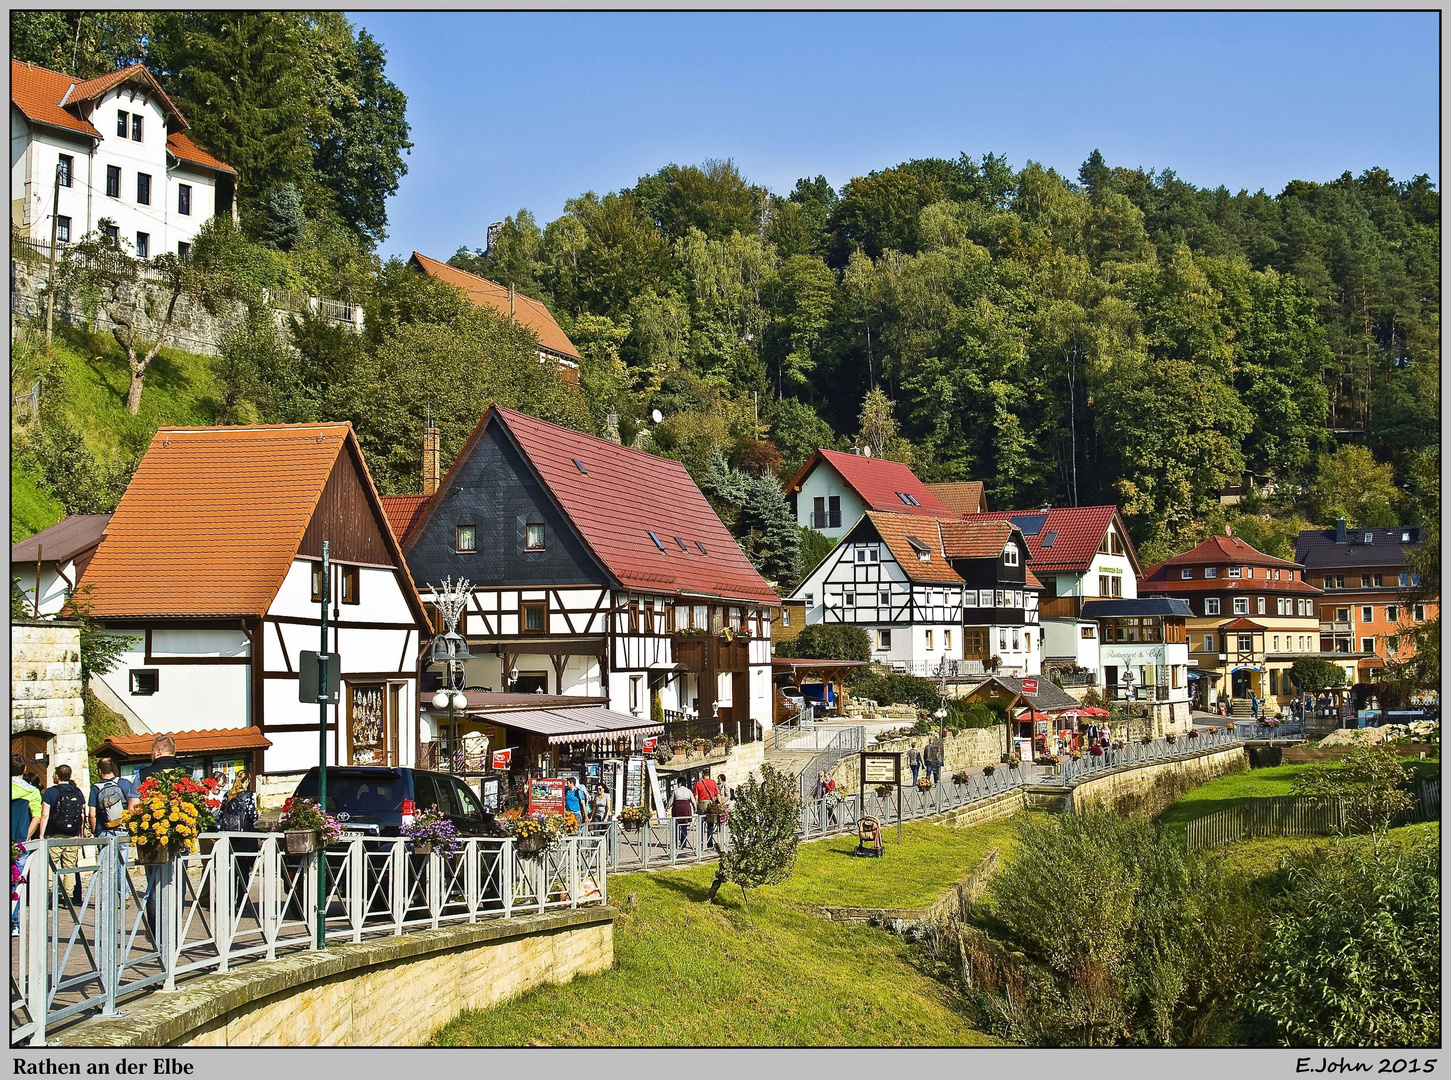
[72,424,432,777]
[790,512,966,675]
[384,406,779,750]
[939,519,1042,677]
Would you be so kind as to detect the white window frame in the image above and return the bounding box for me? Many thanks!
[877,629,891,651]
[1227,567,1242,579]
[1204,598,1220,615]
[1233,597,1249,615]
[1003,545,1019,566]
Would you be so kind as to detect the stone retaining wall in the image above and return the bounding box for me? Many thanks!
[831,725,1007,794]
[1069,745,1248,817]
[11,619,88,791]
[54,907,615,1047]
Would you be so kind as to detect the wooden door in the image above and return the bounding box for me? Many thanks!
[11,731,52,788]
[387,683,404,767]
[347,683,387,765]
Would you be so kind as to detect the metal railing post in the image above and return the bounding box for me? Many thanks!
[26,844,48,1045]
[428,849,442,929]
[349,836,365,940]
[214,835,233,973]
[391,839,406,935]
[262,836,279,960]
[465,838,480,922]
[161,855,179,990]
[569,838,581,908]
[96,838,121,1014]
[302,848,319,950]
[502,840,514,919]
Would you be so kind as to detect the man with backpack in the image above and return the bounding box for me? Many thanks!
[39,764,87,905]
[88,758,140,871]
[925,736,945,784]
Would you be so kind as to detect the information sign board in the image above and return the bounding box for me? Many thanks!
[528,777,566,813]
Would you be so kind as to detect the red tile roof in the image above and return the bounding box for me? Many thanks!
[12,514,112,564]
[1148,534,1301,570]
[379,494,432,544]
[411,407,779,606]
[938,518,1016,560]
[968,505,1140,575]
[10,61,100,137]
[925,481,987,516]
[1219,618,1266,631]
[785,449,952,518]
[74,424,421,619]
[863,512,963,584]
[95,727,272,760]
[167,131,235,174]
[409,253,580,360]
[11,61,233,174]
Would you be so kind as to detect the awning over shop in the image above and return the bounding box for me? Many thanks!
[94,727,273,760]
[467,704,664,746]
[1229,666,1262,674]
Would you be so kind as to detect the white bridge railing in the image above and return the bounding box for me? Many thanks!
[10,832,606,1046]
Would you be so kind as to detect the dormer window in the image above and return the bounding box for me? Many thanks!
[1364,532,1373,544]
[525,523,546,551]
[905,536,931,562]
[1227,567,1241,579]
[1180,569,1192,579]
[1003,545,1019,566]
[1205,568,1217,578]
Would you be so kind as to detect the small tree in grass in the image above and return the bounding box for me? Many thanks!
[705,763,800,924]
[1287,656,1346,695]
[1290,743,1415,854]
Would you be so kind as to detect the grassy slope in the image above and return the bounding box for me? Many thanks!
[10,327,224,543]
[430,821,1014,1047]
[1209,820,1439,882]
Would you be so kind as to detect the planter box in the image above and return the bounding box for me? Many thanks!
[285,830,320,855]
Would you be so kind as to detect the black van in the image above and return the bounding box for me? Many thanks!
[291,767,491,837]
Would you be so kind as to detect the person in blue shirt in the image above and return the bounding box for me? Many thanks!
[562,777,590,831]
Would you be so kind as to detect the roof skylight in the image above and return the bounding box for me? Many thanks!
[647,530,665,552]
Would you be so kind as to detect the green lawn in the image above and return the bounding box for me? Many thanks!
[1209,821,1439,883]
[430,823,1009,1047]
[1159,756,1440,837]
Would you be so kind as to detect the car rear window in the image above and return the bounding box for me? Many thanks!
[294,770,405,814]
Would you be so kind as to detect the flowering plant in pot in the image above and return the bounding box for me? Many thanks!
[402,807,462,858]
[1165,732,1177,743]
[951,770,971,785]
[874,784,895,798]
[982,765,996,777]
[691,737,709,753]
[1187,729,1200,740]
[617,804,650,830]
[654,747,674,766]
[278,797,344,854]
[1007,754,1022,769]
[1140,736,1152,745]
[1112,740,1124,750]
[544,810,580,843]
[126,771,219,861]
[1089,745,1103,757]
[1207,726,1219,735]
[671,741,690,757]
[916,775,933,790]
[1069,750,1082,761]
[499,808,547,851]
[1225,720,1236,730]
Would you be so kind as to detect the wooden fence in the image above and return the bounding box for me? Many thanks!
[1186,780,1439,852]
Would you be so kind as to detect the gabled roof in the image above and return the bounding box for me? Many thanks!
[409,253,580,360]
[11,61,233,174]
[1220,618,1266,631]
[925,481,988,516]
[785,449,951,518]
[12,514,112,564]
[1296,525,1424,570]
[967,505,1141,576]
[167,131,235,174]
[861,512,963,584]
[407,406,778,606]
[379,494,432,545]
[938,518,1017,560]
[74,423,426,621]
[1149,534,1300,570]
[970,675,1080,713]
[10,61,101,137]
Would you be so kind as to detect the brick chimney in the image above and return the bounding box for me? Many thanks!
[422,425,441,495]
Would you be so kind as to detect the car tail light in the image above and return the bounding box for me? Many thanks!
[401,798,415,825]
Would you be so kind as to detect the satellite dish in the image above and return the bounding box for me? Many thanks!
[651,409,663,424]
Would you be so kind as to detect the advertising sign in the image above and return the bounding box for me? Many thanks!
[528,777,566,813]
[642,736,658,753]
[491,748,513,770]
[624,757,644,809]
[1021,678,1039,696]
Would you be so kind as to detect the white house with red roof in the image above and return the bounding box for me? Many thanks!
[11,513,111,617]
[383,407,780,786]
[784,448,953,540]
[10,60,235,257]
[968,506,1141,680]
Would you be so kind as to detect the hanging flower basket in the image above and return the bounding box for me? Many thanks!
[982,765,996,777]
[517,834,545,854]
[413,841,434,856]
[617,805,649,831]
[285,829,320,855]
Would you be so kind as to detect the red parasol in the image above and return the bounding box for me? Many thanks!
[1080,706,1110,717]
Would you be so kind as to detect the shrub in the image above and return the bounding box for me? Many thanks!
[705,764,801,923]
[774,623,871,662]
[973,810,1260,1046]
[1249,837,1439,1047]
[848,668,942,711]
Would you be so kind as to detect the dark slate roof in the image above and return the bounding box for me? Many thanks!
[1296,526,1424,569]
[11,514,111,564]
[1080,598,1194,618]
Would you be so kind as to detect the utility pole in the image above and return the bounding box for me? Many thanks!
[44,160,62,357]
[315,540,330,951]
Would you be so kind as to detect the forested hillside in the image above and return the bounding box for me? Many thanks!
[11,12,1440,573]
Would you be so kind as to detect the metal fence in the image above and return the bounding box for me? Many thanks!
[1041,726,1247,785]
[1185,780,1441,852]
[10,831,606,1046]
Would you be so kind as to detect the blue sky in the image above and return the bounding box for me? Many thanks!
[348,11,1440,262]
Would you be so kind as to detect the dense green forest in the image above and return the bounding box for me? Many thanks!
[11,12,1440,573]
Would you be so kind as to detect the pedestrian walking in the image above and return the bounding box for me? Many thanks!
[925,736,944,784]
[215,771,260,918]
[591,785,612,824]
[563,777,591,831]
[87,757,139,904]
[11,759,41,935]
[39,764,87,905]
[907,742,922,786]
[693,772,720,849]
[670,779,696,849]
[1250,693,1260,721]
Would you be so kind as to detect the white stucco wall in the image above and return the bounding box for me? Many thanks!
[11,560,77,617]
[94,631,253,732]
[795,463,867,540]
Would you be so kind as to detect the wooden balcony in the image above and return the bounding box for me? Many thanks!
[670,632,754,674]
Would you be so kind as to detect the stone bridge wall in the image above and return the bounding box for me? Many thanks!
[11,618,88,792]
[829,725,1007,794]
